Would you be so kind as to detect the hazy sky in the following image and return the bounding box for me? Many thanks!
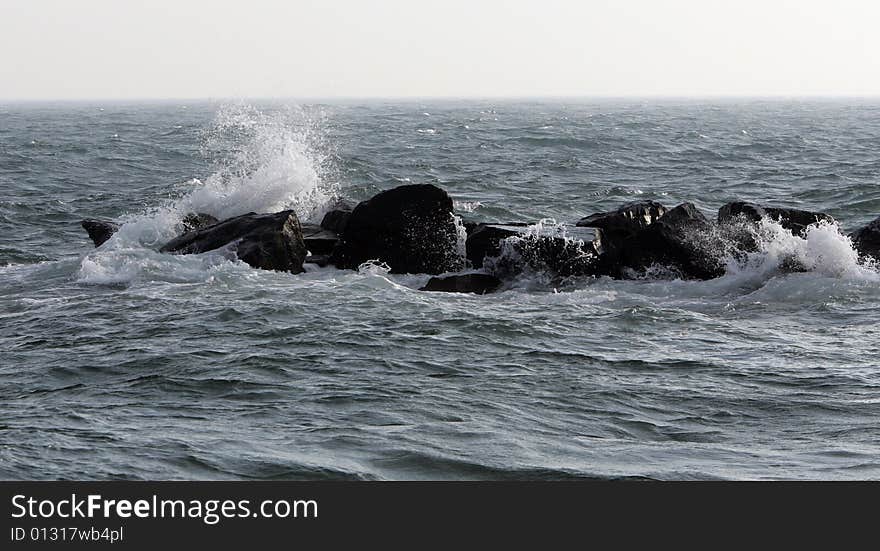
[2,0,879,100]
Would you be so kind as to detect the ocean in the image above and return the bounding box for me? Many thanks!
[1,99,878,480]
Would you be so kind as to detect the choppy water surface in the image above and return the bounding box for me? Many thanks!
[1,99,879,480]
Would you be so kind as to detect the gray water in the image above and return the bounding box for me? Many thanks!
[1,99,879,480]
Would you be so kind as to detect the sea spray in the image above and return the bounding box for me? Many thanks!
[189,104,336,222]
[78,104,337,283]
[484,219,597,285]
[723,219,879,284]
[452,214,468,269]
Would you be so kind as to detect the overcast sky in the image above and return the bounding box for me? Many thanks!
[1,0,879,100]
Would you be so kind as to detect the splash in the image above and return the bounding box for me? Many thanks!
[186,104,335,222]
[78,104,337,283]
[357,259,392,275]
[115,104,334,247]
[724,219,878,283]
[453,200,482,213]
[452,214,468,269]
[485,219,596,286]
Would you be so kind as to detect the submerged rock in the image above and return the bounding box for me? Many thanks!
[718,201,834,236]
[850,215,880,260]
[576,200,667,232]
[181,212,219,232]
[420,273,502,294]
[81,219,119,247]
[330,184,462,274]
[160,210,307,273]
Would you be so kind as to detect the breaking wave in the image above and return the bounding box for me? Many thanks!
[726,219,877,282]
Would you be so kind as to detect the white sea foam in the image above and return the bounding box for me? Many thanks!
[724,219,878,285]
[452,214,468,266]
[357,260,392,275]
[453,200,482,212]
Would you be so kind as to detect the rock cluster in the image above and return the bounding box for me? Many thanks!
[82,184,877,293]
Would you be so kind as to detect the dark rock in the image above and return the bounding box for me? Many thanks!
[850,215,880,260]
[501,232,601,278]
[81,219,119,247]
[574,200,671,276]
[466,224,522,268]
[469,224,602,278]
[304,254,331,267]
[718,201,834,236]
[301,224,340,255]
[181,212,219,232]
[330,184,462,274]
[599,203,726,280]
[576,201,667,232]
[717,201,766,224]
[160,210,307,273]
[462,220,480,236]
[420,273,502,294]
[320,201,354,235]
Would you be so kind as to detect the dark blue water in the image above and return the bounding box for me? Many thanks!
[1,100,879,480]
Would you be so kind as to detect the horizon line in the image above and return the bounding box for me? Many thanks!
[3,93,880,104]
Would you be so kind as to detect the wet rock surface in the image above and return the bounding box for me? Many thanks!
[330,184,461,274]
[718,201,834,236]
[81,219,119,247]
[160,210,307,273]
[181,212,220,232]
[851,215,880,260]
[576,200,667,232]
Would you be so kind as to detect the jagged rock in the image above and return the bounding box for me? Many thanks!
[420,273,502,294]
[576,201,667,232]
[81,219,119,247]
[575,200,674,276]
[160,211,307,273]
[850,215,880,260]
[301,224,339,255]
[330,184,462,274]
[320,201,354,235]
[718,201,834,236]
[181,212,219,232]
[598,203,725,280]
